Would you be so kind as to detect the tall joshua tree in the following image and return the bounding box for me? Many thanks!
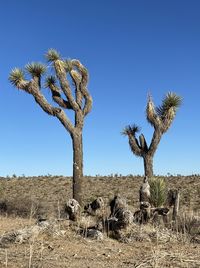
[123,92,182,178]
[9,49,92,204]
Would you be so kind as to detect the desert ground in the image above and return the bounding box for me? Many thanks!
[0,175,199,267]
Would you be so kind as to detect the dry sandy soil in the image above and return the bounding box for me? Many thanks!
[0,175,199,267]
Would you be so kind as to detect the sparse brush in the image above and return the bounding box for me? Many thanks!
[175,212,200,236]
[149,177,167,207]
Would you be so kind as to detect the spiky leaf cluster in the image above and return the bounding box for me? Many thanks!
[122,124,141,136]
[9,68,25,87]
[46,49,60,62]
[25,62,46,77]
[156,92,182,119]
[45,75,57,88]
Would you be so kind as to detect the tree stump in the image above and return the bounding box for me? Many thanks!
[139,176,150,203]
[84,197,104,216]
[108,196,133,231]
[167,189,180,221]
[134,177,151,224]
[151,207,169,226]
[134,202,151,224]
[109,195,127,216]
[65,199,81,221]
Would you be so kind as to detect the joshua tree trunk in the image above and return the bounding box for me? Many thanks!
[72,131,83,204]
[143,154,153,178]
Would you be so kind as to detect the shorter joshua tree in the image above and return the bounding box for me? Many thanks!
[123,92,182,178]
[9,49,92,205]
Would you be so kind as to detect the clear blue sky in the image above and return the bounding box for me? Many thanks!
[0,0,199,176]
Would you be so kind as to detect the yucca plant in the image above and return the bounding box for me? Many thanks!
[9,49,93,205]
[123,92,182,178]
[149,177,167,207]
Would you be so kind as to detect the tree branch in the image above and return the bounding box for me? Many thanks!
[161,107,175,133]
[12,78,30,92]
[146,96,161,129]
[48,83,73,110]
[54,60,80,111]
[55,109,75,134]
[139,134,148,152]
[70,70,83,108]
[128,134,143,157]
[16,79,75,133]
[148,128,162,156]
[9,53,92,136]
[24,80,58,116]
[71,60,92,116]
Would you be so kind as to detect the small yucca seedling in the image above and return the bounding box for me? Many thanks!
[149,177,167,207]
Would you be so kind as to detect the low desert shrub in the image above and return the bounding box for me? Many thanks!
[175,212,200,236]
[0,198,45,218]
[0,200,7,214]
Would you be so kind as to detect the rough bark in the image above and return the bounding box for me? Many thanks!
[142,127,162,177]
[84,197,104,216]
[72,132,83,204]
[143,155,153,178]
[167,189,180,220]
[139,176,150,203]
[148,128,162,156]
[172,190,180,221]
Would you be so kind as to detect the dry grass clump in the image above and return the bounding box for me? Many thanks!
[172,211,200,240]
[111,222,183,245]
[134,246,200,268]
